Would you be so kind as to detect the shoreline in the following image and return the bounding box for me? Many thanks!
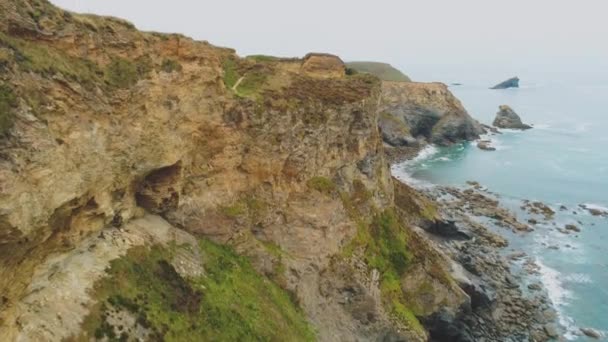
[390,144,568,341]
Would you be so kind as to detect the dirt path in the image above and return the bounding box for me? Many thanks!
[232,75,245,91]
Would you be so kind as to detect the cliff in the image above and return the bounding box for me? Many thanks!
[0,1,472,341]
[380,81,485,146]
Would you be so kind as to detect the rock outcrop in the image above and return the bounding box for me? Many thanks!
[491,77,520,89]
[477,140,496,151]
[493,105,532,130]
[0,1,470,341]
[300,52,345,78]
[380,82,485,146]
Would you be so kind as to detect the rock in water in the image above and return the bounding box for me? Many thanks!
[580,327,601,339]
[477,140,496,151]
[491,77,519,89]
[493,105,532,130]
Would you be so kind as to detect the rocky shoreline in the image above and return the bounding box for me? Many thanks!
[393,165,566,340]
[425,185,560,341]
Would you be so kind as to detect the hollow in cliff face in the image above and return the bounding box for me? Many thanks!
[135,162,182,215]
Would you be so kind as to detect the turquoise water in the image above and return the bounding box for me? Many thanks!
[392,82,608,339]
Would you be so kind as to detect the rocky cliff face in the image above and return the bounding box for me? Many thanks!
[0,1,471,341]
[380,81,485,146]
[493,105,532,130]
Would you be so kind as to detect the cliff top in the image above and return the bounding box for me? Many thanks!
[346,61,411,82]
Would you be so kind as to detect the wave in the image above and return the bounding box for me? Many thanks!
[390,145,439,188]
[536,261,578,339]
[563,273,593,284]
[409,144,439,164]
[476,134,510,151]
[532,123,552,130]
[581,203,608,212]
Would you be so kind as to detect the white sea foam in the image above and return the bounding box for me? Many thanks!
[536,261,578,340]
[410,144,439,164]
[391,169,436,188]
[564,273,593,284]
[476,134,510,151]
[582,203,608,212]
[533,123,552,130]
[390,145,439,188]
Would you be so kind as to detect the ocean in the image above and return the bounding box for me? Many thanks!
[392,79,608,339]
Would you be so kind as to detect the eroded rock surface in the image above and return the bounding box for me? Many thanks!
[0,1,471,340]
[493,105,532,130]
[380,82,485,146]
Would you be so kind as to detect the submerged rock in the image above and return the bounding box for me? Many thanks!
[477,140,496,151]
[493,105,532,130]
[491,77,520,89]
[565,224,581,232]
[580,327,601,339]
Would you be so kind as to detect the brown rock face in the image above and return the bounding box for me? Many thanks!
[300,52,346,78]
[0,1,469,341]
[380,82,485,145]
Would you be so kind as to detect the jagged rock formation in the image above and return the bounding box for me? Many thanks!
[300,53,345,78]
[493,105,532,130]
[380,82,485,146]
[0,1,473,341]
[491,77,520,89]
[345,61,411,82]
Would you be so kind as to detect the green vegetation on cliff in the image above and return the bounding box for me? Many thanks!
[105,57,139,88]
[160,58,182,73]
[340,186,424,335]
[307,176,336,195]
[0,32,102,87]
[345,62,411,82]
[0,84,17,134]
[79,239,314,341]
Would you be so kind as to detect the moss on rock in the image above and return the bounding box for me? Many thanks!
[307,176,336,195]
[78,239,315,341]
[160,58,182,73]
[0,84,17,135]
[105,57,139,88]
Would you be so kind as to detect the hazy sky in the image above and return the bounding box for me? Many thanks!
[50,0,608,82]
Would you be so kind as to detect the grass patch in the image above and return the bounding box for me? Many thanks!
[105,57,139,88]
[0,32,102,87]
[221,202,246,218]
[222,58,240,89]
[160,58,182,73]
[246,55,279,62]
[221,195,268,222]
[339,193,424,334]
[345,61,411,82]
[307,176,336,195]
[237,71,268,97]
[0,84,17,135]
[79,240,315,341]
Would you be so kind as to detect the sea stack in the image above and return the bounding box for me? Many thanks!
[493,105,532,130]
[491,77,519,89]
